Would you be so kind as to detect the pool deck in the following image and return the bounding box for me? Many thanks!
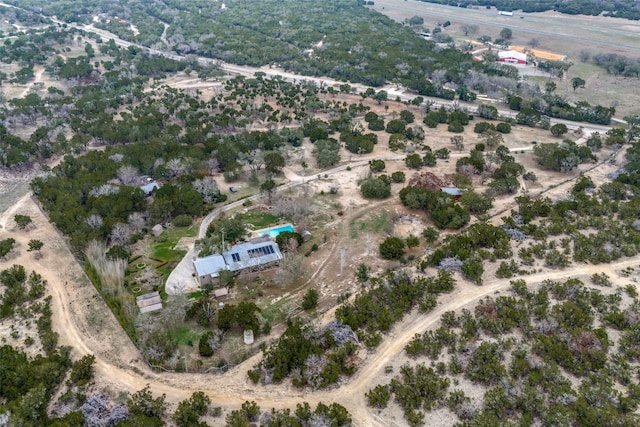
[251,223,295,239]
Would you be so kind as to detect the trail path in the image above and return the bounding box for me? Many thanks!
[1,191,638,425]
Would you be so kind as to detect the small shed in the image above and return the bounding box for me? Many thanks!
[214,287,229,298]
[151,224,164,236]
[441,187,465,201]
[136,291,162,314]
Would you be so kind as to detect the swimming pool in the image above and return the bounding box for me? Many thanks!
[257,224,295,238]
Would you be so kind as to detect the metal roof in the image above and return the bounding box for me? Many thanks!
[140,181,160,195]
[222,240,283,272]
[193,254,228,277]
[441,187,464,196]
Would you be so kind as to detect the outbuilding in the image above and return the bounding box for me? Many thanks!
[498,50,527,64]
[441,187,465,201]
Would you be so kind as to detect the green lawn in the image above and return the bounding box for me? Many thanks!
[240,211,281,228]
[169,325,207,346]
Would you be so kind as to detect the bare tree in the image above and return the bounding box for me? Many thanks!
[451,135,464,152]
[207,329,223,352]
[460,24,478,37]
[579,50,591,63]
[89,184,119,197]
[127,212,146,233]
[458,164,479,177]
[207,157,220,174]
[117,165,140,186]
[86,214,104,229]
[166,158,188,178]
[274,253,305,286]
[109,223,131,246]
[193,176,221,203]
[527,38,540,49]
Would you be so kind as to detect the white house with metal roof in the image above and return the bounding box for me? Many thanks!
[193,254,228,286]
[193,238,284,287]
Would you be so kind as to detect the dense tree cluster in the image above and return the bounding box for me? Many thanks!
[399,186,470,229]
[370,277,640,426]
[225,400,352,426]
[249,321,358,388]
[533,140,596,172]
[336,270,456,347]
[11,0,500,96]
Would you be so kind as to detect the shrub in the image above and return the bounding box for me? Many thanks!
[173,214,193,227]
[391,171,406,183]
[366,384,391,408]
[422,227,439,243]
[301,288,319,310]
[448,120,464,133]
[369,159,386,173]
[14,214,32,229]
[198,332,214,357]
[360,176,391,199]
[496,122,511,133]
[405,234,420,248]
[405,153,423,169]
[379,237,406,260]
[474,122,495,134]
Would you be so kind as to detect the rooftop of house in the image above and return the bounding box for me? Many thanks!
[441,186,464,196]
[223,240,283,272]
[140,181,160,195]
[193,240,284,280]
[193,254,227,277]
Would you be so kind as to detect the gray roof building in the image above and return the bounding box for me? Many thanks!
[140,181,160,195]
[193,254,228,285]
[193,240,283,286]
[223,240,283,272]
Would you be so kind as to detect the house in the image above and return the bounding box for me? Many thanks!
[223,239,283,273]
[441,187,465,201]
[498,50,527,64]
[193,238,283,287]
[140,181,160,195]
[194,254,228,286]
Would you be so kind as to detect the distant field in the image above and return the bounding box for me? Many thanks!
[372,0,640,116]
[372,0,640,59]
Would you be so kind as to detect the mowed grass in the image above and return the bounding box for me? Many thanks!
[240,211,281,228]
[151,225,196,260]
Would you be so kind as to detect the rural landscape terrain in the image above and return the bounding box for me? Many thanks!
[0,0,640,426]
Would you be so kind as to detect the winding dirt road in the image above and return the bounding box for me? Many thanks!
[2,187,639,425]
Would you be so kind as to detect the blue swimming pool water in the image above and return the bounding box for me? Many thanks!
[258,224,295,238]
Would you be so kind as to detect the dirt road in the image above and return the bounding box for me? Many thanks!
[2,190,638,425]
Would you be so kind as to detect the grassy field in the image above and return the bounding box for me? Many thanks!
[349,209,393,239]
[372,0,640,116]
